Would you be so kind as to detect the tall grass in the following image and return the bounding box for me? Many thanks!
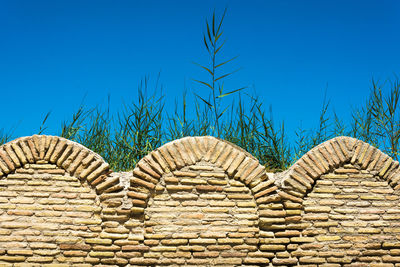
[60,76,164,171]
[192,8,246,136]
[350,79,400,160]
[1,76,399,172]
[0,129,11,146]
[1,8,399,171]
[54,76,399,172]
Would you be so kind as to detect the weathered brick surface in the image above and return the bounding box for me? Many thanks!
[144,163,260,265]
[288,164,400,265]
[0,135,399,266]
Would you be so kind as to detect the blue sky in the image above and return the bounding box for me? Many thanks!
[0,0,399,143]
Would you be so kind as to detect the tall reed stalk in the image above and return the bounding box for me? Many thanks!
[1,8,399,172]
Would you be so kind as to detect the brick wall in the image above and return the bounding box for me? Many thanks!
[0,135,399,266]
[0,162,102,264]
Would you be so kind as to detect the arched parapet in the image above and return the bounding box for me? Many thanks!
[0,135,131,265]
[280,136,400,200]
[128,136,279,265]
[271,137,400,266]
[0,135,117,193]
[127,136,278,213]
[257,137,400,265]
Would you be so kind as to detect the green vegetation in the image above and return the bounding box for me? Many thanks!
[1,9,399,172]
[1,76,398,172]
[350,79,400,160]
[0,129,11,147]
[192,8,246,136]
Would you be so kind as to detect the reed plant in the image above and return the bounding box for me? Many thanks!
[60,76,164,171]
[1,9,399,172]
[350,78,400,160]
[1,76,399,172]
[0,129,11,146]
[192,7,246,136]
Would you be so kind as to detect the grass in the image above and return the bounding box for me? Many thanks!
[1,76,399,172]
[1,8,399,172]
[0,129,11,147]
[6,75,400,173]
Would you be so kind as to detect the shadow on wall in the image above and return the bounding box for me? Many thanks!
[0,135,399,266]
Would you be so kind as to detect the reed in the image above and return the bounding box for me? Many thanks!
[1,77,399,171]
[1,8,398,171]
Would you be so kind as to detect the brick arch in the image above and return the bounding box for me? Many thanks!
[128,136,278,266]
[0,135,118,193]
[280,136,400,202]
[256,137,400,265]
[275,137,400,266]
[0,135,127,265]
[127,137,278,265]
[128,136,278,213]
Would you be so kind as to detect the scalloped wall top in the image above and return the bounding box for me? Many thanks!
[281,136,400,202]
[0,135,399,204]
[0,135,112,192]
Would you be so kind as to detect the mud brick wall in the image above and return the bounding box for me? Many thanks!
[0,162,102,264]
[143,163,259,266]
[0,135,400,266]
[290,164,400,265]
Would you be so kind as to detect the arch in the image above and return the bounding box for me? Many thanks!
[280,136,400,202]
[128,136,276,266]
[0,135,116,194]
[280,137,400,266]
[0,135,126,265]
[128,136,278,213]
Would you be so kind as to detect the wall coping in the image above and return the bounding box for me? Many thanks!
[1,135,399,207]
[0,135,114,193]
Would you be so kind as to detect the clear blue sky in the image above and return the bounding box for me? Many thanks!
[1,0,399,142]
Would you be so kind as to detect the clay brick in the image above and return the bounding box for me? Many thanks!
[157,146,176,170]
[173,140,194,166]
[0,255,26,262]
[166,142,185,169]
